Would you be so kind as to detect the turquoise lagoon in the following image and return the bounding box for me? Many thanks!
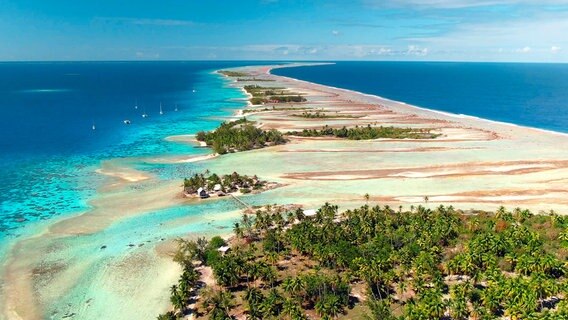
[0,61,270,240]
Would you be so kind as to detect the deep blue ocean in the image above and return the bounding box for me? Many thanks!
[0,61,270,239]
[273,62,568,133]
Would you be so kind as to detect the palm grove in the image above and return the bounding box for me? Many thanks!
[158,203,568,319]
[196,118,286,154]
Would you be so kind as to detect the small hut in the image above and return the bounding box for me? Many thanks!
[303,209,317,217]
[213,183,226,196]
[197,187,209,199]
[217,246,231,255]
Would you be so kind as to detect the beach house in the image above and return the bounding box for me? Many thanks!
[197,187,209,199]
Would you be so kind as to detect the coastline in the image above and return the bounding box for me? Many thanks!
[213,62,568,211]
[0,69,250,320]
[269,63,568,138]
[2,62,568,320]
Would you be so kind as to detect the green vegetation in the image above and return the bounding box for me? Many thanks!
[243,85,285,97]
[218,70,249,77]
[183,172,266,194]
[161,203,568,319]
[242,106,310,114]
[237,78,276,82]
[183,171,266,195]
[286,124,440,140]
[243,85,307,105]
[158,236,228,320]
[292,111,363,119]
[196,118,286,154]
[269,95,307,103]
[250,96,307,105]
[250,97,268,105]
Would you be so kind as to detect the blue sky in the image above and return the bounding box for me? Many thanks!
[0,0,566,62]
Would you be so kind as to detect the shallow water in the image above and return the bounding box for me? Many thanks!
[0,61,283,319]
[0,61,267,241]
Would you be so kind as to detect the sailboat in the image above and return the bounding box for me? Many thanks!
[134,99,138,110]
[92,121,96,130]
[174,104,178,112]
[159,102,164,115]
[142,107,148,118]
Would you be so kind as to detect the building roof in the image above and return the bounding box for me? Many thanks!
[217,246,230,253]
[214,184,222,191]
[303,209,317,217]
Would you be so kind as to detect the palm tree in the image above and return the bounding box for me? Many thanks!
[233,222,243,239]
[170,284,178,297]
[282,298,303,320]
[295,208,305,222]
[266,251,279,267]
[558,228,568,243]
[260,288,283,316]
[468,218,480,232]
[365,298,395,320]
[282,276,305,297]
[214,256,240,288]
[495,206,507,219]
[449,284,470,319]
[315,294,343,319]
[286,211,296,225]
[245,287,264,305]
[203,289,234,320]
[170,289,185,314]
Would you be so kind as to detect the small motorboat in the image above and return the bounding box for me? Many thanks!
[123,120,131,125]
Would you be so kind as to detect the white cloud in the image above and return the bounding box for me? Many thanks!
[404,14,568,58]
[164,44,430,60]
[368,47,393,55]
[406,45,429,56]
[273,46,290,55]
[331,30,340,36]
[156,41,568,61]
[301,47,319,54]
[551,46,561,54]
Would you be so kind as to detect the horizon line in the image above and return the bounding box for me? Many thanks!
[0,59,567,65]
